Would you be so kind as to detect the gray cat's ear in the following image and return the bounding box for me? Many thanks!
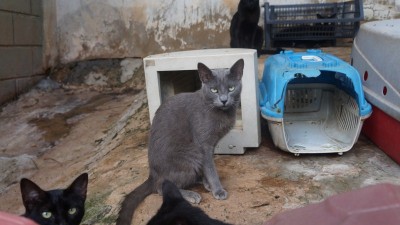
[66,173,88,199]
[20,178,47,211]
[197,62,213,83]
[230,59,244,81]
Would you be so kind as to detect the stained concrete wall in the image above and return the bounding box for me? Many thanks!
[363,0,400,20]
[1,0,398,105]
[46,0,399,66]
[0,0,45,104]
[52,0,235,65]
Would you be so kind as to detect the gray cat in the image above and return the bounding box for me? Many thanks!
[117,59,244,225]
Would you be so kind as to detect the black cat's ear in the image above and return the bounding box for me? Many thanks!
[197,62,214,83]
[20,178,47,211]
[317,13,323,19]
[66,173,88,199]
[162,180,184,203]
[229,59,244,81]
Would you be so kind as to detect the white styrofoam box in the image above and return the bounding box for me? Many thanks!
[143,48,261,154]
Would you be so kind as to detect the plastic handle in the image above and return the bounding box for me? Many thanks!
[301,55,323,62]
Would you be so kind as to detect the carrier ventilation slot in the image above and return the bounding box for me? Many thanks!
[335,90,359,131]
[285,88,321,113]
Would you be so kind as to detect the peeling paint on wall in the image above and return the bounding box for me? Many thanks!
[55,0,234,64]
[144,1,231,51]
[44,0,399,65]
[363,0,400,20]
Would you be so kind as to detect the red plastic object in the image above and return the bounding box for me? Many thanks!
[0,212,38,225]
[362,105,400,165]
[263,183,400,225]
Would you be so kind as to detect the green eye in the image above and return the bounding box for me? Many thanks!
[210,88,218,93]
[68,208,77,215]
[42,211,52,219]
[228,86,235,92]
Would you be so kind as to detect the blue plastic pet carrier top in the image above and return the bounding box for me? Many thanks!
[259,49,371,155]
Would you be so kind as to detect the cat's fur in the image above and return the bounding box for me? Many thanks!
[20,173,88,225]
[230,0,283,56]
[230,0,263,55]
[117,59,244,225]
[147,180,232,225]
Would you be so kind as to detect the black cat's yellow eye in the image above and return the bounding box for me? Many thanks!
[41,211,52,219]
[68,207,77,215]
[210,88,218,93]
[228,86,235,92]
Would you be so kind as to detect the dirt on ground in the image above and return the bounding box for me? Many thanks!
[1,47,400,225]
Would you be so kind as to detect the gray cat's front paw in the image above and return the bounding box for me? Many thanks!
[212,188,228,200]
[180,189,202,204]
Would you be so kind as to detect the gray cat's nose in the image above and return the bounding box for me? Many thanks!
[220,95,228,105]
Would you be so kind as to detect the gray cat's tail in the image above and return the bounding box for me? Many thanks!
[116,177,155,225]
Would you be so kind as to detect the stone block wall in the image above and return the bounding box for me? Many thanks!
[0,0,44,105]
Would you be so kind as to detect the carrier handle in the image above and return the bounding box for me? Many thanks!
[301,55,323,62]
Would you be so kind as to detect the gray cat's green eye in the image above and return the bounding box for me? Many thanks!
[210,88,218,93]
[68,207,77,215]
[41,211,52,219]
[228,86,235,92]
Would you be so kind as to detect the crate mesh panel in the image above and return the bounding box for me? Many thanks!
[264,0,362,47]
[284,88,321,113]
[335,90,359,131]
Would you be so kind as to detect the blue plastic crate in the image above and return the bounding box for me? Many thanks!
[259,49,371,155]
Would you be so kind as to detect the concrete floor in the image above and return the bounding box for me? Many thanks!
[0,45,400,225]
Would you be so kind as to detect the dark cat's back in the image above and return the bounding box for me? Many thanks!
[147,180,232,225]
[20,173,88,225]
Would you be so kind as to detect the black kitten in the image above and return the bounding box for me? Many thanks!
[20,173,88,225]
[147,180,232,225]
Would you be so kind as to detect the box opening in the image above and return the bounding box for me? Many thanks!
[282,71,361,153]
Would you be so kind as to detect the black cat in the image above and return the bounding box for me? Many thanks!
[20,173,88,225]
[230,0,263,56]
[230,0,283,56]
[147,180,232,225]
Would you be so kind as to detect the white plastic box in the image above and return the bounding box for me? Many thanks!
[143,49,261,154]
